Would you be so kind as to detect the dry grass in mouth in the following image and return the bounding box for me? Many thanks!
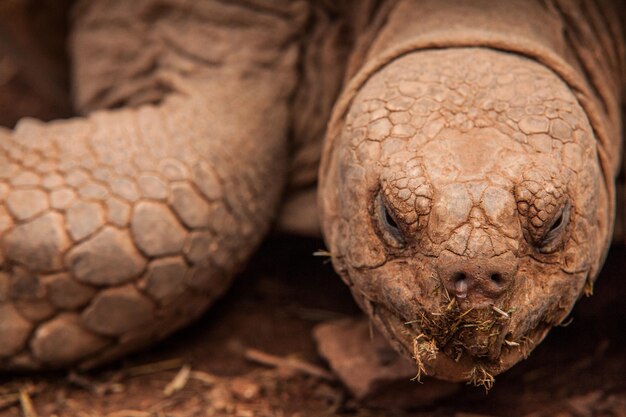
[466,366,496,392]
[411,333,439,382]
[404,291,519,386]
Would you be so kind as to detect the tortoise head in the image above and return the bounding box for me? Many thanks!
[319,48,612,382]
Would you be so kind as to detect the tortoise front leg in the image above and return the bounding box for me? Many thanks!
[0,0,305,370]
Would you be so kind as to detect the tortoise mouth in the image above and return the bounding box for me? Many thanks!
[371,300,550,382]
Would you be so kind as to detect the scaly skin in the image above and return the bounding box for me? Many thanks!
[320,0,624,383]
[320,47,613,381]
[0,0,306,369]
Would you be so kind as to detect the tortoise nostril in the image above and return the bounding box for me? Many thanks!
[490,273,503,284]
[452,272,468,298]
[453,272,466,283]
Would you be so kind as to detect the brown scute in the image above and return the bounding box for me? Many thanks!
[66,227,147,286]
[81,285,155,336]
[0,303,32,357]
[31,313,109,365]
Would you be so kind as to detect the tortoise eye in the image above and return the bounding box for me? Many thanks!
[383,204,399,230]
[537,201,571,253]
[377,194,405,247]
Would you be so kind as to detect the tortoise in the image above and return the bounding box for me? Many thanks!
[0,0,624,384]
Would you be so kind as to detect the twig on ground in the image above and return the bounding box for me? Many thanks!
[0,384,39,412]
[19,386,39,417]
[67,372,124,396]
[163,365,191,397]
[189,370,219,386]
[244,348,335,381]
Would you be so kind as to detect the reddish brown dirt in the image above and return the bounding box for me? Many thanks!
[0,236,624,417]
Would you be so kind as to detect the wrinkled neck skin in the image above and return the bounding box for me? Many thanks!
[320,0,623,382]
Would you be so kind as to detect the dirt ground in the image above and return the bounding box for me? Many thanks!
[0,236,624,417]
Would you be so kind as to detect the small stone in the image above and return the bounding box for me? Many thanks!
[314,318,458,407]
[317,321,414,397]
[6,189,49,220]
[4,212,70,271]
[31,314,108,365]
[170,182,211,228]
[141,257,187,302]
[82,286,154,336]
[131,201,186,257]
[0,303,33,357]
[67,227,146,285]
[44,273,96,309]
[66,202,105,241]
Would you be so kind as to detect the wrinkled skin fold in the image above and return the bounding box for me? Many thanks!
[320,48,611,381]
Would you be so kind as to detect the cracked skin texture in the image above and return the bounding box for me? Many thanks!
[0,0,624,384]
[321,48,608,380]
